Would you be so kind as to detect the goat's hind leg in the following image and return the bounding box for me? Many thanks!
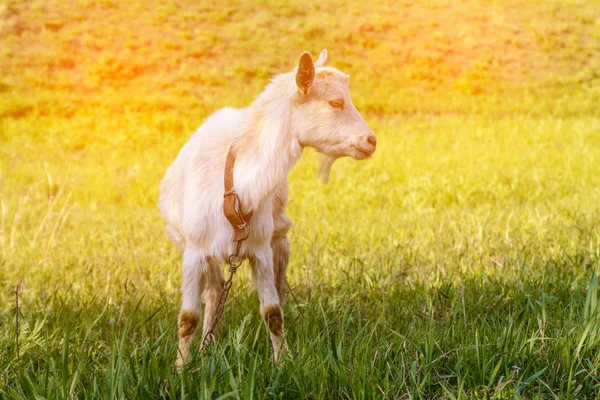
[271,235,290,306]
[272,209,292,306]
[199,259,226,347]
[176,247,207,368]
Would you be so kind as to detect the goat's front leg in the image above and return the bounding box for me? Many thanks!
[251,246,288,362]
[176,247,207,368]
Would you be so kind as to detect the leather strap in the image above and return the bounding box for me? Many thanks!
[223,144,253,242]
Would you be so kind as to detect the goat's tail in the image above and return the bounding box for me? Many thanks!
[159,160,186,252]
[165,224,186,251]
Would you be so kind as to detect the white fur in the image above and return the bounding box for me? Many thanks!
[159,50,375,366]
[314,49,328,67]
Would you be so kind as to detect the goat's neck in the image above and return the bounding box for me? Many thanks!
[234,96,302,212]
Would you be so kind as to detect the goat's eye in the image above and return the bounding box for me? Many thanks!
[329,100,344,109]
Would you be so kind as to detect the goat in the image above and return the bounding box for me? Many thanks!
[159,49,376,367]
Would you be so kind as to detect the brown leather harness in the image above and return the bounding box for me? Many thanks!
[223,144,253,242]
[202,143,253,348]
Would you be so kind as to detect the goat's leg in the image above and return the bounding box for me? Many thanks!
[176,247,207,368]
[199,259,226,347]
[271,236,290,306]
[251,246,288,361]
[271,205,292,307]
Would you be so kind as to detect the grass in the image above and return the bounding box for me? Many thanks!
[1,0,600,398]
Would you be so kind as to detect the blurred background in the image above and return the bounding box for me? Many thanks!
[1,0,600,397]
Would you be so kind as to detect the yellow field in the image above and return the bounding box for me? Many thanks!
[1,0,600,398]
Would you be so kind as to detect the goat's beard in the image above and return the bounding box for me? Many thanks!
[318,155,338,183]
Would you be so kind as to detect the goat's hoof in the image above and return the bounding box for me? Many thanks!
[273,342,290,364]
[175,346,191,372]
[175,357,185,372]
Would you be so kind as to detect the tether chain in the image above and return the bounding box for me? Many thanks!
[201,240,243,349]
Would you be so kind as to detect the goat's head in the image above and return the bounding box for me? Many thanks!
[291,50,376,182]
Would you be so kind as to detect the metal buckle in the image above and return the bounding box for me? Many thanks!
[224,190,245,219]
[228,254,243,267]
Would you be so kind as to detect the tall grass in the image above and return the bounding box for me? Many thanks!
[1,0,600,398]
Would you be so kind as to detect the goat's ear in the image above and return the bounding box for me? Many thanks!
[296,52,314,95]
[314,49,328,67]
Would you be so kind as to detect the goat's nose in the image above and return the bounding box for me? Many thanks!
[366,133,377,147]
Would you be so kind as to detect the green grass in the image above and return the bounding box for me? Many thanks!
[1,0,600,398]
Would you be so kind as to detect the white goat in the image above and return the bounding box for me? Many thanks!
[159,50,376,366]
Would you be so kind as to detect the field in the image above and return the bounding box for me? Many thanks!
[1,0,600,398]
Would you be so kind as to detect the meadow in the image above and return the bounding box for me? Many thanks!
[1,0,600,398]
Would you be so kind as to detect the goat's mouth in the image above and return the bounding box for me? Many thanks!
[350,144,375,160]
